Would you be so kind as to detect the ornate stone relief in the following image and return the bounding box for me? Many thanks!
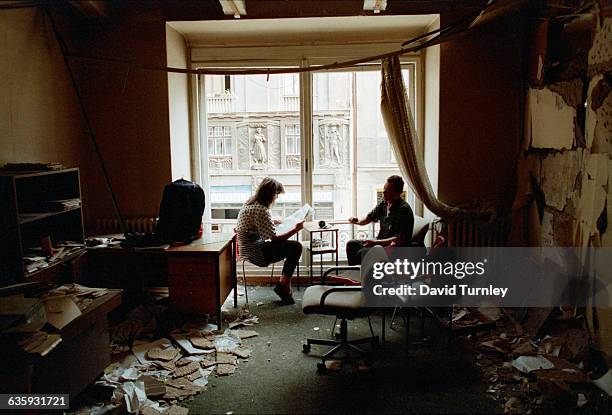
[318,118,349,168]
[250,124,268,169]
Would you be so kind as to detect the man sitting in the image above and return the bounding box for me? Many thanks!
[347,175,414,265]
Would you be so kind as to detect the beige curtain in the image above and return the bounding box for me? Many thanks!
[380,56,489,220]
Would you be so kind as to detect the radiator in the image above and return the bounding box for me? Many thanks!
[437,218,510,247]
[94,217,158,234]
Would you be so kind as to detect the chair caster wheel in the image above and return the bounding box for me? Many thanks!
[317,362,327,374]
[302,343,311,353]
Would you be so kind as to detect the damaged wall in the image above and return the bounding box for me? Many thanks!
[510,5,612,360]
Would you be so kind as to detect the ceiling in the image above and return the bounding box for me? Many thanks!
[67,0,487,23]
[169,14,439,47]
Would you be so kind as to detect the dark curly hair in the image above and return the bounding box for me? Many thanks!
[247,177,285,207]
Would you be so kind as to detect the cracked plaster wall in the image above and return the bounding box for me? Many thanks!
[510,7,612,358]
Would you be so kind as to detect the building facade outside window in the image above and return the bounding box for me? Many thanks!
[201,64,418,258]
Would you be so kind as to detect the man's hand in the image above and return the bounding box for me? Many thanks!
[348,216,359,224]
[363,239,377,247]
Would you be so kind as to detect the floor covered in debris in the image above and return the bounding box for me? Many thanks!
[189,287,497,415]
[72,286,612,414]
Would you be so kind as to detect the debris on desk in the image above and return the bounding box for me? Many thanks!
[47,283,109,298]
[43,295,82,330]
[18,331,62,356]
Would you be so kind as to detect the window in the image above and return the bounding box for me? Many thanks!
[198,59,421,257]
[311,65,417,222]
[285,125,300,155]
[283,73,298,96]
[207,126,233,156]
[202,73,303,223]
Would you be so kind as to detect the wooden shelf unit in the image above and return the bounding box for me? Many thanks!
[0,168,85,285]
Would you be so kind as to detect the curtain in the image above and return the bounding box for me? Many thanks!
[380,56,490,220]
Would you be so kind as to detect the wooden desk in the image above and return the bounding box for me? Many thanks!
[85,233,237,328]
[166,234,237,326]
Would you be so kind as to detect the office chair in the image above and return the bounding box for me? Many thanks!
[302,265,379,373]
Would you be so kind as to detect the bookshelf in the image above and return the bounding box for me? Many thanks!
[0,168,85,285]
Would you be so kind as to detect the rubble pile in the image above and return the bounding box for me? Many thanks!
[455,307,612,414]
[73,305,259,414]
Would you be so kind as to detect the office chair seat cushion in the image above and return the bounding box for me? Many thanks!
[302,285,370,318]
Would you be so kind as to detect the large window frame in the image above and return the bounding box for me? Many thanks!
[192,44,424,226]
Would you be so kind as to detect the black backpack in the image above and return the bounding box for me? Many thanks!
[157,179,205,243]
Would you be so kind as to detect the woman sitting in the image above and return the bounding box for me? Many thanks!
[236,177,303,304]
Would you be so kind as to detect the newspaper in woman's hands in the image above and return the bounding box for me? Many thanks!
[275,204,313,234]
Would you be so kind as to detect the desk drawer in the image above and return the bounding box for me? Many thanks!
[167,257,215,276]
[168,273,216,315]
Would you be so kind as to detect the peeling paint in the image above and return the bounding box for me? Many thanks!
[592,86,612,155]
[588,16,612,76]
[552,210,577,247]
[591,77,611,111]
[541,210,555,246]
[586,74,605,149]
[603,159,612,247]
[548,78,584,108]
[576,154,608,238]
[541,150,582,210]
[529,88,577,150]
